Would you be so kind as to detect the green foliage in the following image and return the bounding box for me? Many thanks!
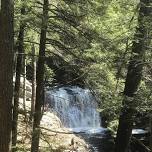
[108,120,119,133]
[14,0,152,136]
[45,64,55,85]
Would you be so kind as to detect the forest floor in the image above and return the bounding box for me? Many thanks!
[17,98,90,152]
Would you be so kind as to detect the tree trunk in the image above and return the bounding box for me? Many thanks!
[30,45,36,122]
[31,0,49,151]
[12,3,25,151]
[150,115,152,151]
[0,0,14,151]
[115,1,152,152]
[23,56,27,121]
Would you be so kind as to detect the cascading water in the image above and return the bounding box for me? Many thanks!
[46,86,102,133]
[46,86,114,152]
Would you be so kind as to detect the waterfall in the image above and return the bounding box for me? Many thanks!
[46,86,102,132]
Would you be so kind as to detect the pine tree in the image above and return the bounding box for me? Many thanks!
[31,0,49,151]
[12,2,26,150]
[115,0,152,152]
[0,0,14,151]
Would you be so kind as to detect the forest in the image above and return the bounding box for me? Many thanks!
[0,0,152,152]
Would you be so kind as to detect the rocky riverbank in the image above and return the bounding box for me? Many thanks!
[18,98,90,152]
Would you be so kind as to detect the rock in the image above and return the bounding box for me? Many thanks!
[13,76,32,99]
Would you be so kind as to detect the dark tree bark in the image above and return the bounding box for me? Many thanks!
[150,115,152,151]
[30,45,36,122]
[0,0,14,151]
[23,56,27,121]
[12,3,26,151]
[115,1,152,152]
[31,0,49,151]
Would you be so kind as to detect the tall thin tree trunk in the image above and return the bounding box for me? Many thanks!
[12,3,25,150]
[23,56,27,121]
[30,45,36,122]
[115,1,152,152]
[31,0,49,151]
[150,115,152,151]
[0,0,14,151]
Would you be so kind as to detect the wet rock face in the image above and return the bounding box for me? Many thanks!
[46,86,101,129]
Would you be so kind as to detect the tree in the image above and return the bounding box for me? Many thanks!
[115,0,152,152]
[0,0,14,151]
[30,44,36,122]
[31,0,49,151]
[12,1,26,150]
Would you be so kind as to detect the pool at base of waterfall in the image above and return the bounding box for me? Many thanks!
[71,127,114,152]
[70,127,114,152]
[68,127,107,134]
[86,136,114,152]
[61,126,114,152]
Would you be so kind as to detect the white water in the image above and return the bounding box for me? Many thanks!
[46,86,104,133]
